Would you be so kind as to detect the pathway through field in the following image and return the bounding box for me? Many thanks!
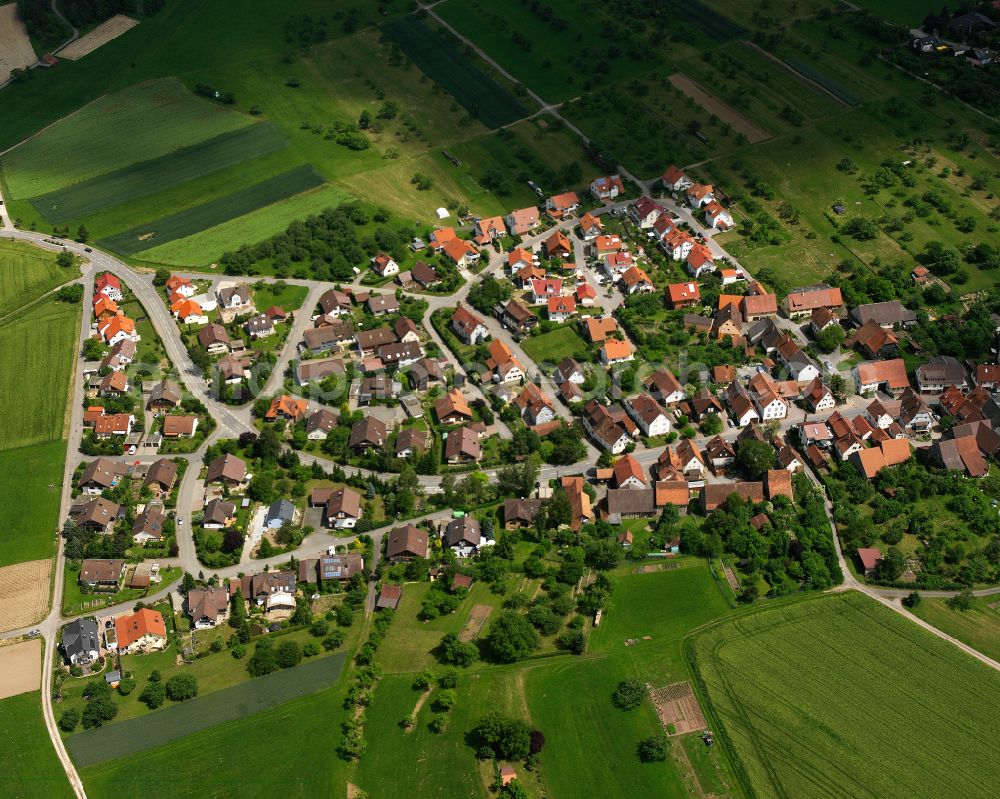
[458,603,492,642]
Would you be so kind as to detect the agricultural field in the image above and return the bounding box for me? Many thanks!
[911,596,1000,664]
[136,185,351,268]
[0,239,75,318]
[381,16,529,129]
[30,123,287,224]
[0,78,253,199]
[0,441,66,567]
[691,592,1000,799]
[520,325,591,366]
[0,691,74,799]
[80,676,356,798]
[99,165,326,256]
[67,650,348,767]
[0,298,79,451]
[852,0,945,26]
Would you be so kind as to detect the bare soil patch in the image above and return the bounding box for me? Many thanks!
[459,603,493,642]
[404,689,432,733]
[59,14,139,60]
[0,559,51,631]
[649,681,707,736]
[668,74,770,143]
[0,638,42,698]
[0,3,37,82]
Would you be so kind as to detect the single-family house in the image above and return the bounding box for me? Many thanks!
[386,524,430,562]
[114,608,167,654]
[79,559,125,589]
[61,618,100,665]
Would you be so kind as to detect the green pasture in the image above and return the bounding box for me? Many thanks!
[381,16,529,129]
[911,596,1000,664]
[0,441,66,567]
[0,299,79,451]
[99,166,325,256]
[136,185,351,268]
[691,592,1000,799]
[68,651,347,767]
[30,123,287,224]
[520,325,591,366]
[848,0,946,27]
[251,282,309,313]
[0,239,75,318]
[0,78,252,199]
[0,692,74,799]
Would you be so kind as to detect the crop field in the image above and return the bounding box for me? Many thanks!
[665,0,748,42]
[0,691,74,799]
[381,17,529,129]
[691,593,1000,799]
[911,597,1000,664]
[0,441,65,567]
[0,239,73,317]
[30,123,287,223]
[853,0,945,26]
[67,651,347,767]
[436,0,662,104]
[136,184,351,267]
[520,325,590,366]
[80,679,355,798]
[99,165,325,255]
[0,78,252,199]
[0,299,79,451]
[782,57,862,107]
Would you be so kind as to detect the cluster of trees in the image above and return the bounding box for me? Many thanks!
[218,203,414,282]
[466,275,513,315]
[827,460,1000,588]
[338,608,395,760]
[681,476,841,596]
[284,12,328,45]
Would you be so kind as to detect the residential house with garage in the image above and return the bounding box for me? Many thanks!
[348,417,387,453]
[486,339,526,383]
[782,285,844,319]
[916,356,967,394]
[497,299,537,336]
[311,486,363,529]
[79,559,125,590]
[661,164,693,193]
[61,618,100,665]
[545,191,579,219]
[444,425,482,464]
[503,498,543,530]
[186,587,230,629]
[203,498,236,529]
[386,524,430,563]
[114,608,168,654]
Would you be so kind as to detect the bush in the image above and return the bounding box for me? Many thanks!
[117,676,136,696]
[310,619,329,637]
[58,708,80,732]
[637,734,669,762]
[438,632,480,667]
[438,669,460,689]
[81,695,117,729]
[413,671,434,691]
[139,679,165,709]
[276,640,302,668]
[323,629,346,651]
[484,611,539,663]
[335,605,354,627]
[247,642,279,677]
[165,674,199,702]
[612,679,645,710]
[432,689,456,712]
[555,629,586,654]
[231,643,247,659]
[429,713,448,734]
[902,591,921,609]
[473,710,533,760]
[303,641,321,657]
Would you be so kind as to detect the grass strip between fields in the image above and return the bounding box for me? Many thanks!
[98,165,326,256]
[29,123,287,224]
[66,651,347,767]
[381,17,529,129]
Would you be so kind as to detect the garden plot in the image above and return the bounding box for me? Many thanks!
[668,73,770,143]
[58,14,139,60]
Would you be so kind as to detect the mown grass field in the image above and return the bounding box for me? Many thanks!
[0,441,66,567]
[0,78,252,199]
[911,596,1000,665]
[0,239,74,318]
[0,299,79,451]
[251,281,308,313]
[520,325,590,366]
[0,691,74,799]
[68,650,348,767]
[136,185,351,267]
[30,122,287,224]
[691,592,1000,799]
[100,165,325,256]
[381,16,528,129]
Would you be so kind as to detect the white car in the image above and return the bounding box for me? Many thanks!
[177,517,184,525]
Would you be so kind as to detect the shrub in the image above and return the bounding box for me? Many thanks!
[323,629,346,651]
[165,674,199,702]
[276,640,302,668]
[438,669,460,689]
[429,713,448,734]
[117,676,136,696]
[637,734,669,762]
[612,679,645,710]
[303,641,321,657]
[139,679,165,709]
[231,643,247,659]
[58,708,80,732]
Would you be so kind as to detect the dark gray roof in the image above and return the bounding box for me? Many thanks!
[62,618,99,659]
[267,499,295,524]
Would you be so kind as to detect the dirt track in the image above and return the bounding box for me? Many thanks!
[0,638,42,698]
[0,559,52,632]
[459,603,493,642]
[669,73,771,143]
[59,14,138,60]
[0,3,37,81]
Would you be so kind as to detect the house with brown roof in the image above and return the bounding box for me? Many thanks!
[396,427,429,458]
[311,486,363,529]
[203,498,236,529]
[444,425,481,463]
[186,587,230,629]
[147,380,181,413]
[497,299,537,336]
[606,488,657,519]
[79,458,127,494]
[854,359,910,396]
[765,470,793,502]
[612,454,647,489]
[849,319,899,359]
[856,547,882,577]
[162,415,199,438]
[299,553,365,585]
[930,435,988,477]
[503,498,543,529]
[451,302,490,345]
[367,293,400,316]
[435,389,473,425]
[376,584,402,610]
[561,475,594,530]
[625,393,671,437]
[782,285,844,318]
[198,323,231,354]
[349,417,387,453]
[71,497,121,532]
[849,300,916,329]
[661,164,693,193]
[371,252,399,277]
[916,356,967,394]
[386,524,429,562]
[701,481,764,512]
[144,458,177,497]
[79,559,125,589]
[206,453,247,486]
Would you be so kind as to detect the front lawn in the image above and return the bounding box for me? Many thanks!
[520,324,591,365]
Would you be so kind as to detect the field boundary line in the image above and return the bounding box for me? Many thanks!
[741,42,850,109]
[0,93,105,159]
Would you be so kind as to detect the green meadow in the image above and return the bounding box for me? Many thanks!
[0,692,74,799]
